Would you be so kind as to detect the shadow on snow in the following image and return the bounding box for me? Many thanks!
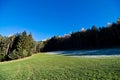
[50,48,120,56]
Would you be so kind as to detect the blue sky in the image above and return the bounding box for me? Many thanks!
[0,0,120,41]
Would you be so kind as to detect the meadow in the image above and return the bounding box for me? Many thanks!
[0,53,120,80]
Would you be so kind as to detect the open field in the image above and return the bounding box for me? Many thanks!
[0,53,120,80]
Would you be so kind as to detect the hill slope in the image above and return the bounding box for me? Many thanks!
[0,53,120,80]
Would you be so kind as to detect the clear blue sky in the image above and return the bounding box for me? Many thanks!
[0,0,120,41]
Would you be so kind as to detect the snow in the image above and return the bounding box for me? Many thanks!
[46,48,120,57]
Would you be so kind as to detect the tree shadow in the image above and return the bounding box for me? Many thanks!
[52,48,120,56]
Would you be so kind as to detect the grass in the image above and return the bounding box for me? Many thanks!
[0,53,120,80]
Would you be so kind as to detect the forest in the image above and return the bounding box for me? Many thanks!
[40,19,120,52]
[0,19,120,61]
[0,31,35,61]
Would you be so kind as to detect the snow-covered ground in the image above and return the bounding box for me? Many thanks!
[46,48,120,57]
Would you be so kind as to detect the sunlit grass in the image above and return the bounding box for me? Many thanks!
[0,53,120,80]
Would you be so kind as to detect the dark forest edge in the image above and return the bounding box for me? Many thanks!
[0,18,120,61]
[40,18,120,52]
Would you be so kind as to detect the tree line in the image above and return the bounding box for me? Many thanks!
[0,31,35,61]
[40,19,120,52]
[0,19,120,61]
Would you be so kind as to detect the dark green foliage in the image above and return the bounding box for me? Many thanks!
[41,20,120,52]
[8,31,35,59]
[0,53,5,61]
[0,31,35,61]
[8,50,21,60]
[0,35,6,61]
